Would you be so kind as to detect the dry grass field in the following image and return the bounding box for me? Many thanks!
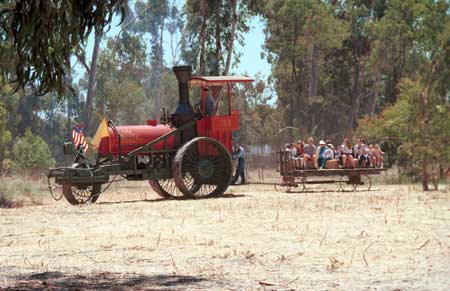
[1,179,449,290]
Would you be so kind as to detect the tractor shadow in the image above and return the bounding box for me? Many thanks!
[97,193,245,205]
[5,271,208,291]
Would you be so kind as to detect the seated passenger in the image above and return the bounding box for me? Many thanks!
[340,138,353,168]
[354,138,369,167]
[360,139,370,167]
[368,144,376,167]
[325,142,339,169]
[303,137,316,169]
[195,87,216,117]
[373,144,384,168]
[283,143,296,170]
[294,140,305,169]
[317,140,333,169]
[325,140,336,158]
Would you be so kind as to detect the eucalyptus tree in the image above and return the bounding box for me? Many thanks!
[0,0,126,95]
[181,0,252,76]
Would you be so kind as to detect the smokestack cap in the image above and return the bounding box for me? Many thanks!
[173,65,192,83]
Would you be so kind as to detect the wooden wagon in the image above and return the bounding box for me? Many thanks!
[275,151,384,192]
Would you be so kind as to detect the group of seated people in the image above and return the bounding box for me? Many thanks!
[283,137,384,170]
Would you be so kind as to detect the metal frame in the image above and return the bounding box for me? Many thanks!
[48,121,196,186]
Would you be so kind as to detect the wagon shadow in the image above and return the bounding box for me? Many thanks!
[284,189,378,194]
[97,193,245,205]
[6,271,208,291]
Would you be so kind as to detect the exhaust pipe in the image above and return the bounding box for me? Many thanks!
[171,65,196,143]
[172,65,194,115]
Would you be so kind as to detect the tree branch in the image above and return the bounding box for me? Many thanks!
[74,51,91,74]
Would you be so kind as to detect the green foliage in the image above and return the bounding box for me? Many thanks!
[0,78,17,163]
[0,177,45,208]
[235,75,280,148]
[181,0,252,74]
[257,0,351,136]
[86,32,150,124]
[0,102,11,161]
[355,77,450,177]
[1,158,12,176]
[12,129,55,173]
[0,0,126,95]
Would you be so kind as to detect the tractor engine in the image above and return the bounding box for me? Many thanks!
[97,65,196,157]
[97,123,176,157]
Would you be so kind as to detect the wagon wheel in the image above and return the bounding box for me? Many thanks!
[173,137,232,198]
[339,175,355,192]
[274,182,291,193]
[149,179,185,198]
[353,174,371,191]
[287,177,306,193]
[63,184,101,205]
[298,176,307,193]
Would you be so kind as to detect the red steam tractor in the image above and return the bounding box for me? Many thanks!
[48,66,253,204]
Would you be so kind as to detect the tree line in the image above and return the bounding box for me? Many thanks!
[0,0,449,190]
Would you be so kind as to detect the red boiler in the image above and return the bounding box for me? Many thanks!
[98,124,177,157]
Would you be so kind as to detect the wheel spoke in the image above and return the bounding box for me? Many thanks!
[173,137,231,198]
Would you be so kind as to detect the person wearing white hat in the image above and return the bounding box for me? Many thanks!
[317,140,332,169]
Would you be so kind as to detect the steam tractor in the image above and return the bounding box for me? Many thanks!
[48,66,253,204]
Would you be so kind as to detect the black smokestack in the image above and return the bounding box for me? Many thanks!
[171,65,196,143]
[173,65,193,112]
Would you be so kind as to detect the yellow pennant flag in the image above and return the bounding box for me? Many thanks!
[91,117,110,149]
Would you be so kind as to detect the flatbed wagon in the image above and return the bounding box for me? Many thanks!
[275,151,385,192]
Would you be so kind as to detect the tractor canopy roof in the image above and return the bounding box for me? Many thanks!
[189,76,253,87]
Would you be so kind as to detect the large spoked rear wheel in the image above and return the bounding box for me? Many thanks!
[149,179,185,199]
[173,137,232,199]
[63,184,101,205]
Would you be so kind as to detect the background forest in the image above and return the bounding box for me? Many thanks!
[0,0,449,190]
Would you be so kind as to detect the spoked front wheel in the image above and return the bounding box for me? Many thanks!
[63,184,101,205]
[173,137,232,199]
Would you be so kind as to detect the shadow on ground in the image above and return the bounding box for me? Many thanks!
[96,193,245,205]
[5,271,207,291]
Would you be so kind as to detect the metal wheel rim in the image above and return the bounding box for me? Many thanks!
[339,175,355,192]
[173,137,232,198]
[299,177,307,193]
[63,184,101,205]
[149,179,184,198]
[353,174,371,191]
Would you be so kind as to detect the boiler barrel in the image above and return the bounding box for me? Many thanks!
[98,124,176,157]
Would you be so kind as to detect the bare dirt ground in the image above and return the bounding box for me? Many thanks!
[1,181,449,290]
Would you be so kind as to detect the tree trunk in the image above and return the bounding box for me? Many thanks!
[214,0,222,75]
[369,47,384,116]
[199,0,207,75]
[84,29,102,135]
[422,161,429,191]
[369,73,380,116]
[224,0,237,75]
[420,88,430,191]
[308,44,319,97]
[348,61,361,133]
[153,21,165,122]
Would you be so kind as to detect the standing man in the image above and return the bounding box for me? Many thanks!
[231,142,246,185]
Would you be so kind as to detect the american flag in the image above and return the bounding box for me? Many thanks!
[72,127,88,153]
